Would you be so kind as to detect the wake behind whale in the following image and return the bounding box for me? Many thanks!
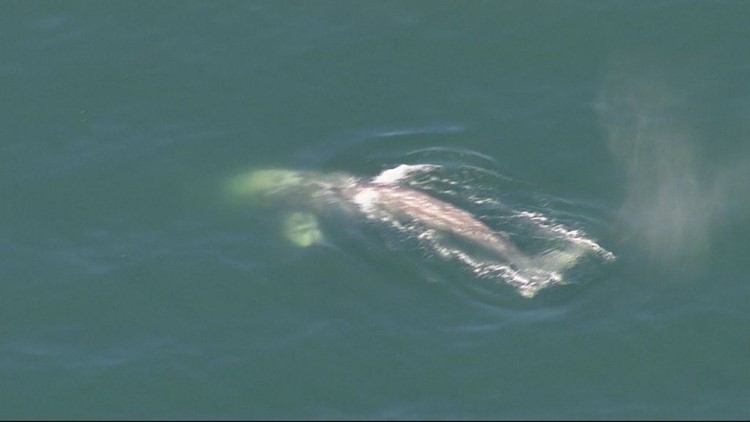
[228,164,615,298]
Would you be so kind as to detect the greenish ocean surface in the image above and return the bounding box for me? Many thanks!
[2,1,749,419]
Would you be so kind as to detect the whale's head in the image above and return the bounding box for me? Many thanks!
[226,169,306,205]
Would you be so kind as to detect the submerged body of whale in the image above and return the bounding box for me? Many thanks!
[230,164,614,297]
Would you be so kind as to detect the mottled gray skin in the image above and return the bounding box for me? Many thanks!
[353,182,527,258]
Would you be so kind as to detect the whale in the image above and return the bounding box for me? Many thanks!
[227,164,613,297]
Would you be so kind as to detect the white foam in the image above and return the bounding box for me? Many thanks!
[424,237,562,298]
[371,164,440,185]
[517,211,616,262]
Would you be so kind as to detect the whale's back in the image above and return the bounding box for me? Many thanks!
[352,183,523,259]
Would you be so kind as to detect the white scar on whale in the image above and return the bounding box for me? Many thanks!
[228,164,615,297]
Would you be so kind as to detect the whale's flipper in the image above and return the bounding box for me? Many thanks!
[282,212,324,247]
